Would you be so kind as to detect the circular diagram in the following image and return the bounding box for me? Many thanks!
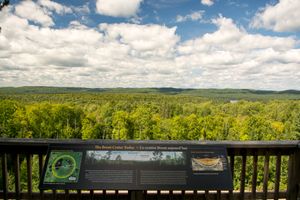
[51,155,76,179]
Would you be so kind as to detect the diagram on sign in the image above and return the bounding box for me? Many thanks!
[44,151,82,183]
[191,152,225,172]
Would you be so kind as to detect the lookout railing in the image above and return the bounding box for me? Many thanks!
[0,139,299,200]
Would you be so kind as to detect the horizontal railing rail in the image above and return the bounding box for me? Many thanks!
[0,138,299,200]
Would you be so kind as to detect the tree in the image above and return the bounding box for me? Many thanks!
[131,105,154,140]
[26,103,54,138]
[0,100,20,137]
[112,111,132,140]
[152,114,172,140]
[52,104,83,139]
[171,116,188,140]
[82,116,103,139]
[245,115,273,140]
[152,151,163,161]
[115,155,122,161]
[186,114,201,140]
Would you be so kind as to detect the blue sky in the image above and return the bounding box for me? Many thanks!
[10,0,296,40]
[0,0,300,90]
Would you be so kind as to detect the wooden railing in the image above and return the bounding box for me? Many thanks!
[0,139,299,200]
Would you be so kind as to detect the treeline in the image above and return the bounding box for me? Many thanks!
[1,96,299,140]
[1,86,300,100]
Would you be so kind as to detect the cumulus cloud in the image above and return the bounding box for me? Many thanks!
[176,10,205,23]
[37,0,72,15]
[99,23,179,57]
[14,1,54,27]
[201,0,214,6]
[13,1,89,27]
[72,4,90,15]
[0,4,300,90]
[250,0,300,32]
[96,0,143,18]
[176,16,300,89]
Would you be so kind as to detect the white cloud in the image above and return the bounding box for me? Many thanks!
[72,4,90,15]
[0,6,300,90]
[37,0,72,15]
[69,21,88,29]
[13,1,89,27]
[176,10,205,23]
[14,1,54,27]
[96,0,143,18]
[99,23,179,57]
[250,0,300,32]
[176,16,300,89]
[201,0,214,6]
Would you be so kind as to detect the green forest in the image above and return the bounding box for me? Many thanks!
[1,87,300,140]
[0,87,300,192]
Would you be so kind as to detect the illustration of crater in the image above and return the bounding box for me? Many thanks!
[192,157,223,171]
[52,155,76,179]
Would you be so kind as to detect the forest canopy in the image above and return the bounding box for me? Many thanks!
[1,87,299,140]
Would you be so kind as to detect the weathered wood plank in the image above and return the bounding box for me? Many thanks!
[76,189,81,200]
[251,154,258,199]
[229,155,234,200]
[0,191,289,200]
[240,154,246,200]
[263,153,270,200]
[39,154,44,200]
[14,154,20,200]
[1,153,8,200]
[26,154,33,198]
[287,148,300,200]
[130,190,144,200]
[216,190,221,200]
[0,138,298,150]
[89,189,94,200]
[205,190,209,200]
[64,190,69,200]
[274,154,281,200]
[52,189,57,200]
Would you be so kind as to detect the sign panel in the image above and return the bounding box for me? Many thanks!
[40,141,233,190]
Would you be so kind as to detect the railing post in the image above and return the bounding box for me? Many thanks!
[263,152,270,200]
[130,190,144,200]
[1,154,8,200]
[287,144,300,200]
[39,154,44,199]
[274,153,282,200]
[251,153,258,199]
[26,154,32,198]
[13,154,20,200]
[229,155,234,200]
[240,152,247,200]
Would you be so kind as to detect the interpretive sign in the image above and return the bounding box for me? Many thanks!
[40,141,233,190]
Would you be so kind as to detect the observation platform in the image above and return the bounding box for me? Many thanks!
[0,139,299,199]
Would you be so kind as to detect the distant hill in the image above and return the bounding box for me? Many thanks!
[0,86,300,100]
[0,86,102,94]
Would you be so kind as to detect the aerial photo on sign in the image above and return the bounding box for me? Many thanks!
[85,150,186,166]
